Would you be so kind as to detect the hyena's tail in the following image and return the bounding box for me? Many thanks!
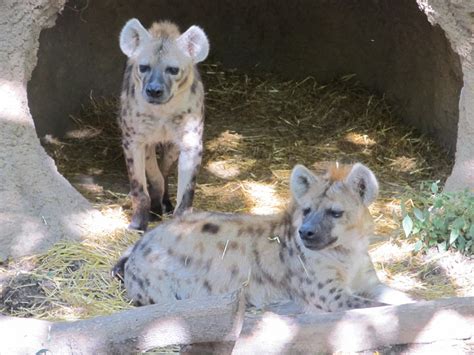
[111,246,133,282]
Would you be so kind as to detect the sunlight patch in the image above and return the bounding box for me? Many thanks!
[388,156,417,173]
[344,132,376,146]
[207,160,241,179]
[242,181,284,215]
[206,130,243,153]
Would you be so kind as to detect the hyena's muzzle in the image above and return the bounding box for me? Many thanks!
[141,68,172,105]
[298,210,337,250]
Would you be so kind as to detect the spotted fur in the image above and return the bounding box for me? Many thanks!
[118,18,209,230]
[114,162,413,311]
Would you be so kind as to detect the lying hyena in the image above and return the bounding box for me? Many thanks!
[113,162,413,311]
[118,18,209,230]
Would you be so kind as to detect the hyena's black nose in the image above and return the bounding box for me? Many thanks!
[299,228,315,240]
[146,84,164,98]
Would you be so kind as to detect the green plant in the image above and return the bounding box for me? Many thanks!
[401,181,474,254]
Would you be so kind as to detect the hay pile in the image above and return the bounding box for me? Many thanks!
[2,63,469,322]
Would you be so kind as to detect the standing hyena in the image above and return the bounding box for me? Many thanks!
[118,18,209,230]
[114,162,413,311]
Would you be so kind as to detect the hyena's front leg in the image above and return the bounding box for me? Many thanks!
[323,289,386,312]
[145,144,165,220]
[159,143,180,213]
[175,120,203,215]
[352,254,415,305]
[125,143,150,231]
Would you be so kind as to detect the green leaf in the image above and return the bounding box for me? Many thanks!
[449,229,460,245]
[413,239,423,252]
[433,217,445,231]
[468,225,474,238]
[431,182,439,194]
[452,217,466,230]
[402,215,413,237]
[437,241,447,252]
[414,208,425,221]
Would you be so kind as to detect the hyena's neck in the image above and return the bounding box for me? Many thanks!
[273,203,299,245]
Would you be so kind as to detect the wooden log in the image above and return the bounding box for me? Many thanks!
[0,290,245,355]
[232,296,474,354]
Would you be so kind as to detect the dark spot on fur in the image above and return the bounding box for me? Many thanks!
[187,108,191,113]
[279,250,285,262]
[190,77,198,94]
[288,247,294,257]
[316,305,323,310]
[167,249,174,256]
[305,278,313,285]
[130,179,139,189]
[310,291,315,298]
[143,247,152,257]
[338,301,344,308]
[202,223,220,234]
[148,297,155,304]
[175,293,182,300]
[134,300,143,307]
[319,295,326,303]
[205,259,212,272]
[230,265,239,278]
[203,280,212,293]
[329,287,336,294]
[346,301,353,308]
[184,256,192,266]
[334,294,341,301]
[145,278,151,287]
[317,282,324,289]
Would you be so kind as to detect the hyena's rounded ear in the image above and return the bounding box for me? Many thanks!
[177,26,210,63]
[345,163,379,206]
[290,165,318,201]
[119,18,151,58]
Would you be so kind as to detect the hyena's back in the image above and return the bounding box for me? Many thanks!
[123,212,287,306]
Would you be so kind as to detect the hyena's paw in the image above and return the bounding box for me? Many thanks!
[149,200,164,222]
[111,257,128,282]
[129,212,149,231]
[162,198,174,214]
[371,285,417,305]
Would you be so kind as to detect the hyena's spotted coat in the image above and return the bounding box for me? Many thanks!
[114,163,413,311]
[118,19,209,230]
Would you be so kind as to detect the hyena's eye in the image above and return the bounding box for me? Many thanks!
[327,209,344,218]
[139,65,150,73]
[166,66,179,75]
[303,208,311,217]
